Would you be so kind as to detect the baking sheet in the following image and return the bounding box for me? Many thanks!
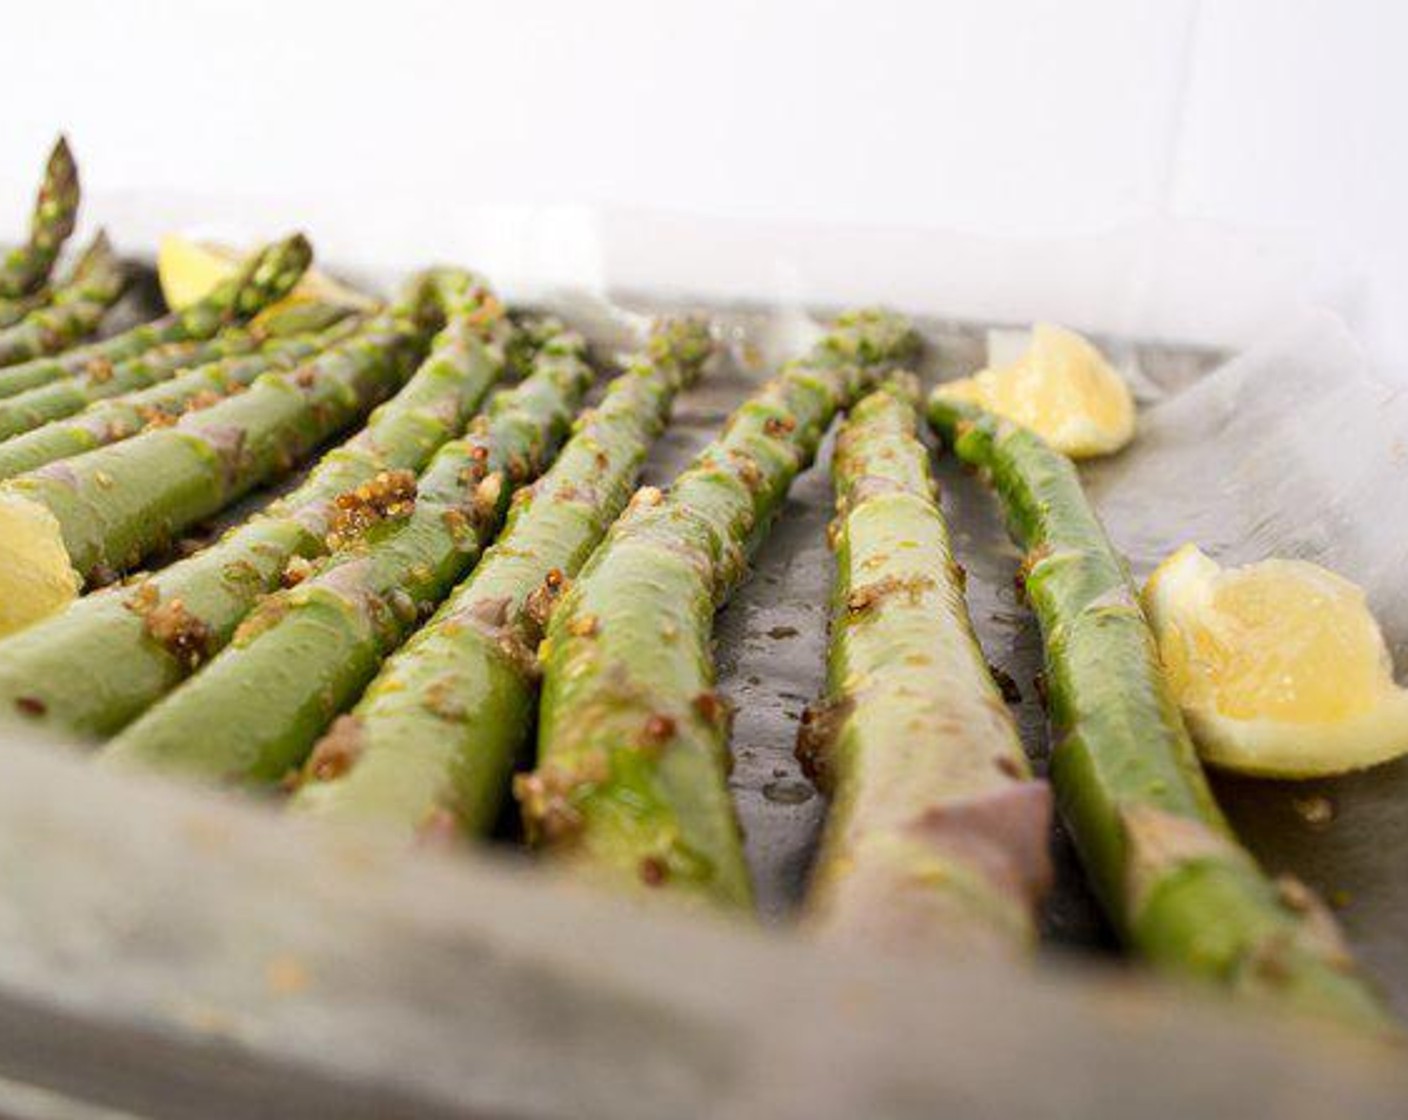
[5,721,1406,1120]
[3,272,1408,1115]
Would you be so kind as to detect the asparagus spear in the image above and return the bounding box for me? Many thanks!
[0,137,79,335]
[0,271,504,736]
[0,290,51,331]
[0,233,127,369]
[798,377,1052,957]
[102,322,594,784]
[0,295,435,587]
[0,137,80,300]
[927,393,1393,1031]
[292,319,711,840]
[519,309,919,908]
[1,295,349,412]
[0,305,360,443]
[0,315,363,478]
[0,233,310,399]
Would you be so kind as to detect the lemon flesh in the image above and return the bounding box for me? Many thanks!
[935,323,1135,459]
[0,492,80,637]
[157,235,376,314]
[1143,544,1408,778]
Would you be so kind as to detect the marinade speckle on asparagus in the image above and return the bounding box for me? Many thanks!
[521,309,919,908]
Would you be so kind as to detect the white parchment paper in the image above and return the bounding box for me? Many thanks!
[1087,309,1408,659]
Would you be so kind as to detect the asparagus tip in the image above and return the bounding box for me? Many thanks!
[825,307,921,366]
[75,228,115,268]
[277,231,314,270]
[48,134,77,183]
[227,233,314,317]
[874,368,922,405]
[646,315,714,377]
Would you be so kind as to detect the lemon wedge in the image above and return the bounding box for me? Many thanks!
[157,234,376,314]
[0,492,80,637]
[935,323,1135,458]
[1143,544,1408,778]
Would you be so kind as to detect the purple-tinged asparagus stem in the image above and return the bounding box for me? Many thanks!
[800,375,1051,958]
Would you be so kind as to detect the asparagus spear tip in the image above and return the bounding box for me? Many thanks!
[0,136,81,300]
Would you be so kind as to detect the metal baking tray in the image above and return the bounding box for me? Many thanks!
[1,269,1405,1118]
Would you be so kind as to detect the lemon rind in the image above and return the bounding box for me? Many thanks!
[1185,690,1408,779]
[0,491,80,637]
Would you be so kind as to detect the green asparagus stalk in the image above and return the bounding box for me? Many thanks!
[292,319,711,841]
[0,298,432,586]
[0,233,127,369]
[0,137,80,300]
[0,271,504,737]
[0,305,361,443]
[102,322,595,784]
[2,294,349,403]
[798,377,1052,956]
[0,289,48,331]
[520,309,919,908]
[0,233,311,399]
[0,315,364,479]
[927,393,1393,1031]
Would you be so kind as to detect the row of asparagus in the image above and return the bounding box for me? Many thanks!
[0,167,1394,1033]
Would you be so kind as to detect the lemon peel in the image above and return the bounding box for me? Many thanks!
[935,323,1135,458]
[158,234,375,314]
[1144,545,1408,778]
[0,491,80,637]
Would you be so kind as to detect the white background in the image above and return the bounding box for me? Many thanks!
[3,0,1406,371]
